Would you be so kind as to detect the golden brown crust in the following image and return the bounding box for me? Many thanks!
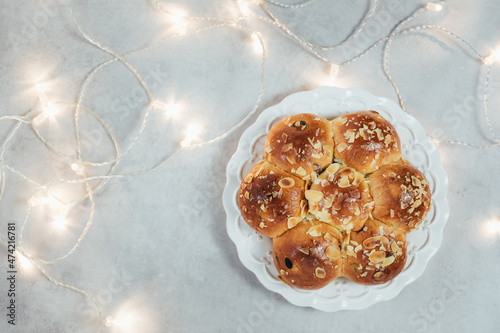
[238,160,307,238]
[342,219,407,285]
[273,220,343,290]
[367,160,432,233]
[332,111,401,174]
[307,163,374,232]
[264,113,334,178]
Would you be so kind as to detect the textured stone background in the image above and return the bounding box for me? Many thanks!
[0,0,499,332]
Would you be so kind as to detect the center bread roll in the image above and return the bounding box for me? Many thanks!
[307,163,374,232]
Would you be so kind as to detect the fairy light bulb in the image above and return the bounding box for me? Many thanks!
[426,2,443,11]
[71,163,85,176]
[151,100,181,118]
[483,49,500,65]
[238,0,260,15]
[34,84,57,125]
[486,218,500,234]
[172,14,186,35]
[180,124,202,148]
[251,32,263,54]
[327,64,340,86]
[16,251,32,269]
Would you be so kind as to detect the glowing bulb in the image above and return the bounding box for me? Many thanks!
[486,219,500,234]
[151,100,181,118]
[33,84,57,124]
[327,64,340,86]
[426,2,443,11]
[172,14,186,34]
[483,49,500,65]
[238,0,260,15]
[180,124,202,148]
[53,216,67,229]
[71,163,85,176]
[16,251,32,269]
[251,32,263,54]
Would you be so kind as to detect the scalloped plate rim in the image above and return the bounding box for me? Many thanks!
[222,86,449,312]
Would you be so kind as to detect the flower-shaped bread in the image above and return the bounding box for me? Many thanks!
[238,112,432,289]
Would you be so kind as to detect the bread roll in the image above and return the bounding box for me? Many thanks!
[307,163,374,232]
[264,113,334,178]
[342,219,407,285]
[238,160,307,238]
[332,111,401,174]
[273,220,343,290]
[367,160,432,233]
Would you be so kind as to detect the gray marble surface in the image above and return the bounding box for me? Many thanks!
[1,0,500,332]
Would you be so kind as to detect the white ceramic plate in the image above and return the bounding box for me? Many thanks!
[223,86,449,311]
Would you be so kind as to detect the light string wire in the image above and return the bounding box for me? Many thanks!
[0,0,498,331]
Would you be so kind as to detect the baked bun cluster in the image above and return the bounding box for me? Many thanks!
[238,112,432,289]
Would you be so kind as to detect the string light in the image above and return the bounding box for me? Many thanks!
[251,32,264,54]
[16,251,32,269]
[485,218,500,235]
[238,0,260,15]
[483,49,500,65]
[327,64,340,86]
[33,84,57,124]
[71,163,86,176]
[0,0,499,331]
[171,13,186,35]
[180,124,202,148]
[151,100,181,118]
[426,2,444,12]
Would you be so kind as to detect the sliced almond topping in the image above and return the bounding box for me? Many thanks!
[324,232,336,243]
[326,163,340,175]
[296,166,307,176]
[265,146,273,153]
[307,225,323,237]
[315,267,326,278]
[286,155,296,165]
[326,246,341,260]
[299,247,310,255]
[391,242,400,253]
[281,143,293,152]
[411,176,421,187]
[337,142,348,153]
[305,190,324,202]
[380,236,390,246]
[316,211,333,222]
[382,256,395,267]
[278,177,295,188]
[384,134,392,145]
[338,176,350,188]
[311,153,321,159]
[360,272,368,277]
[363,236,381,249]
[369,251,386,263]
[321,179,330,187]
[355,244,362,253]
[390,209,395,217]
[259,222,265,228]
[411,199,422,209]
[287,217,299,229]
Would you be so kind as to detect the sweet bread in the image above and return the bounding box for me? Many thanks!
[367,160,432,232]
[237,111,431,289]
[238,160,307,238]
[273,220,343,290]
[342,219,407,285]
[264,113,334,178]
[307,163,374,232]
[332,111,401,174]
